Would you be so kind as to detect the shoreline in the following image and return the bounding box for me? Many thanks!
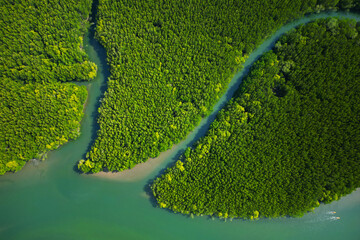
[89,141,181,182]
[87,11,360,183]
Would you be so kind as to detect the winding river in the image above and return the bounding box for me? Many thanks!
[1,11,360,240]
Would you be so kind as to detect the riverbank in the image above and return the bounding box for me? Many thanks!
[90,10,360,183]
[90,141,180,182]
[1,6,360,240]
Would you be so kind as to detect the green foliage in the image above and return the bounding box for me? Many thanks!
[78,159,98,173]
[151,19,360,219]
[0,0,95,83]
[0,0,94,174]
[0,80,87,174]
[84,0,349,172]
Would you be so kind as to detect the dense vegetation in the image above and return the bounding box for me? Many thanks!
[0,81,87,174]
[0,0,96,83]
[151,19,360,219]
[80,0,358,173]
[0,0,95,174]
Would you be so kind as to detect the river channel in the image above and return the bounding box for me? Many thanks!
[0,11,360,240]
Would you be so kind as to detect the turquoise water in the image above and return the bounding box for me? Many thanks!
[1,11,360,240]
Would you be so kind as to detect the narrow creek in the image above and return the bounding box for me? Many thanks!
[0,10,359,240]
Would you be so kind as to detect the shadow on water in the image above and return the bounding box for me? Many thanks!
[87,0,109,149]
[73,0,110,171]
[84,41,109,158]
[89,0,100,30]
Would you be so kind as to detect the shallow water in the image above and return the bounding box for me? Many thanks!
[0,11,360,240]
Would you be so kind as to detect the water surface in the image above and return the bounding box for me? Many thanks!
[0,11,360,240]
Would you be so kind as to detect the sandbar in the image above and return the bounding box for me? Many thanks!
[89,142,180,182]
